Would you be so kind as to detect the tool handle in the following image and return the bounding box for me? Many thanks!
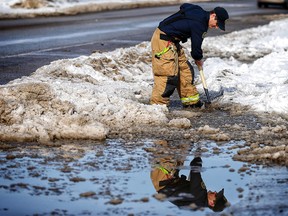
[199,68,208,89]
[198,66,211,103]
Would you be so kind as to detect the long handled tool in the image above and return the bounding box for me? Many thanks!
[198,65,211,104]
[187,61,223,104]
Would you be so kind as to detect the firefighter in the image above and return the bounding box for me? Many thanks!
[150,4,229,108]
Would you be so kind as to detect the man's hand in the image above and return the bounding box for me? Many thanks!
[195,59,203,70]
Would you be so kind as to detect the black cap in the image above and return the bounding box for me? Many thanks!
[212,189,228,212]
[214,7,229,31]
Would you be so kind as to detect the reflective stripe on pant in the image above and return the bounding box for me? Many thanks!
[150,28,199,106]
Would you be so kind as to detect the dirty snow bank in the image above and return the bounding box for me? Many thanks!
[0,43,168,143]
[1,18,288,143]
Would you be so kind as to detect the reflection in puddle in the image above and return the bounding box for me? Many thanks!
[151,156,228,212]
[148,140,249,215]
[0,139,286,215]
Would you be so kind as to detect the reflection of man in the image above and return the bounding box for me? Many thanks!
[151,157,228,212]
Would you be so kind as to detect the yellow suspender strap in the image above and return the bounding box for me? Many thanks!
[155,41,172,58]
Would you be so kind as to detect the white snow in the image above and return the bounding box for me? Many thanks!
[200,19,288,113]
[0,1,288,142]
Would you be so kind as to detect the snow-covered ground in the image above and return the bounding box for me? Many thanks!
[0,1,288,143]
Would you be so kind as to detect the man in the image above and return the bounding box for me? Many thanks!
[150,4,229,108]
[151,157,228,212]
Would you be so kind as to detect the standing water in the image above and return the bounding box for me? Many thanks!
[0,139,286,215]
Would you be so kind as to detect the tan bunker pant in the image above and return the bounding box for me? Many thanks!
[150,28,199,106]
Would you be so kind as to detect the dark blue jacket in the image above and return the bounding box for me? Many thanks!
[158,3,209,60]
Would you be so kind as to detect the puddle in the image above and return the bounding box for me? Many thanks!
[0,139,287,215]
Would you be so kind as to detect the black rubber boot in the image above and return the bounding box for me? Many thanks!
[183,100,204,109]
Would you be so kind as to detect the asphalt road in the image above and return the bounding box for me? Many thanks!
[0,0,287,84]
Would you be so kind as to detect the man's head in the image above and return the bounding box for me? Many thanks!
[209,7,229,31]
[207,189,228,212]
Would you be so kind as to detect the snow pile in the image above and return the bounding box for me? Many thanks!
[198,19,288,113]
[0,43,168,143]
